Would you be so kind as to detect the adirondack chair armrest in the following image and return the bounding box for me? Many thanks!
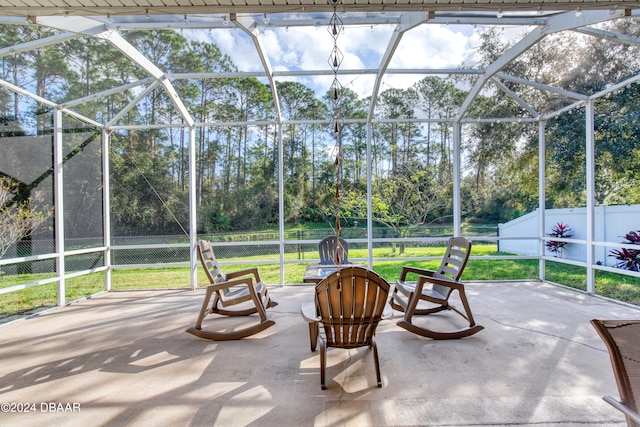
[381,303,394,320]
[300,301,320,323]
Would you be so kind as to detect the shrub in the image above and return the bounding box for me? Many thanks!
[546,222,573,258]
[609,230,640,272]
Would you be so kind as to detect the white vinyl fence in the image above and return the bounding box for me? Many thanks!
[498,204,640,266]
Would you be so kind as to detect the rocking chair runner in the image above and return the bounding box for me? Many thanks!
[591,319,640,427]
[186,240,278,340]
[318,235,350,265]
[390,236,483,339]
[301,266,391,389]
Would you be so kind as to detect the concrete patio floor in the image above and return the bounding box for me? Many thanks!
[1,280,639,427]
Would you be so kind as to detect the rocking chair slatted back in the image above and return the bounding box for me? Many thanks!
[198,240,228,286]
[318,236,350,265]
[432,236,472,297]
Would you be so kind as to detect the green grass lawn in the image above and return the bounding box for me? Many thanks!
[2,244,639,322]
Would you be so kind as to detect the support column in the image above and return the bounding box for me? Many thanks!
[102,129,112,291]
[538,120,546,281]
[54,109,65,307]
[278,124,285,286]
[188,126,198,289]
[366,122,373,268]
[453,120,461,237]
[585,99,596,294]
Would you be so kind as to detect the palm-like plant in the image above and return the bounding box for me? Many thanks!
[609,230,640,272]
[546,222,573,258]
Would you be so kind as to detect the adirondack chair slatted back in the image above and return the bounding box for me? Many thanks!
[315,266,389,349]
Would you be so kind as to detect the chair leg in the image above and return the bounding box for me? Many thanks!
[247,284,269,323]
[194,286,216,329]
[371,336,382,388]
[457,289,477,326]
[320,339,327,390]
[308,321,319,352]
[389,287,406,312]
[403,290,420,323]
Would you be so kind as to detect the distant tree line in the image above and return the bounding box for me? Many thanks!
[1,22,639,240]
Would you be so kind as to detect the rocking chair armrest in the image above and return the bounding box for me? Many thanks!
[399,266,436,281]
[225,268,262,283]
[210,276,256,293]
[416,275,464,291]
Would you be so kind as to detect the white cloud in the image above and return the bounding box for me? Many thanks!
[391,25,471,68]
[195,20,480,99]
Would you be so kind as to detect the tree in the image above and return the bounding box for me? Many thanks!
[0,177,49,260]
[341,164,447,254]
[376,87,420,177]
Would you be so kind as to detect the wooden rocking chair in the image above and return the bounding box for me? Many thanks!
[591,319,640,427]
[390,236,483,339]
[186,240,278,340]
[301,266,391,389]
[318,235,350,265]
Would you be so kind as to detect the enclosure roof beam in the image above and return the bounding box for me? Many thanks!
[0,78,101,127]
[32,15,195,127]
[59,78,154,109]
[491,77,540,117]
[456,9,627,118]
[110,115,554,131]
[0,32,80,58]
[232,13,283,125]
[167,68,485,80]
[540,100,586,121]
[590,73,640,99]
[86,14,554,31]
[106,81,161,128]
[496,72,589,100]
[574,26,640,47]
[368,12,432,121]
[98,30,195,127]
[457,25,547,118]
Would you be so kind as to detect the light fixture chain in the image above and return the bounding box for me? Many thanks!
[329,0,344,265]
